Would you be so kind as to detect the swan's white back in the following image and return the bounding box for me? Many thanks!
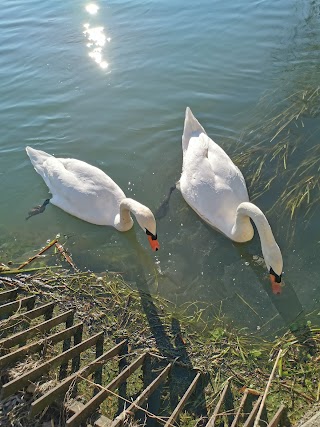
[179,108,251,239]
[26,146,126,226]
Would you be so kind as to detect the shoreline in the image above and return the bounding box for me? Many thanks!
[0,254,319,425]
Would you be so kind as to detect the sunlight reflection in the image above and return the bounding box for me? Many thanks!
[83,21,111,70]
[85,3,99,15]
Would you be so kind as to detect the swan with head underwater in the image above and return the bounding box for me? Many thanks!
[179,108,283,294]
[25,146,160,251]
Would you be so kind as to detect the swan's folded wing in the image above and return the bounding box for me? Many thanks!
[203,134,248,196]
[42,157,92,196]
[201,134,238,176]
[181,133,250,237]
[58,158,112,184]
[41,157,125,225]
[47,157,122,197]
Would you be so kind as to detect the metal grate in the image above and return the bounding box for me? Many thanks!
[0,286,287,427]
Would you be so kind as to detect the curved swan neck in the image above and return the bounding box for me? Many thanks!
[116,198,146,232]
[232,202,276,247]
[120,197,146,214]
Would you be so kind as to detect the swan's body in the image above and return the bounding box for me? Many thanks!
[25,146,159,251]
[179,108,283,293]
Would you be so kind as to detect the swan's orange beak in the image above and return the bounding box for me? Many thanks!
[147,235,160,251]
[270,274,282,295]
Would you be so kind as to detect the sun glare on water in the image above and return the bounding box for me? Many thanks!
[83,3,110,70]
[85,3,99,15]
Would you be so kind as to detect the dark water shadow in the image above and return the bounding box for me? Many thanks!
[155,184,178,221]
[234,242,317,354]
[153,184,316,356]
[118,228,209,426]
[196,212,316,350]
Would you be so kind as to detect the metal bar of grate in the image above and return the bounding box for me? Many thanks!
[243,395,263,427]
[112,362,172,427]
[93,333,104,388]
[1,331,104,399]
[71,321,83,374]
[0,302,55,338]
[30,339,127,417]
[0,295,36,317]
[0,288,19,303]
[267,404,286,427]
[206,379,231,427]
[230,390,249,427]
[66,352,147,427]
[0,322,83,369]
[59,310,75,379]
[164,371,201,427]
[94,414,114,427]
[0,291,288,427]
[0,309,74,350]
[8,302,54,322]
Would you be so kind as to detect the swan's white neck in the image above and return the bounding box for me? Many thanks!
[231,202,276,247]
[114,198,145,232]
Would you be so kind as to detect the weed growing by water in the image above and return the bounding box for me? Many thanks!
[234,84,320,230]
[1,266,319,426]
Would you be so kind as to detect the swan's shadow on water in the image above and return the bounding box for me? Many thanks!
[155,189,316,353]
[155,185,177,221]
[234,242,316,353]
[119,229,209,426]
[188,211,316,348]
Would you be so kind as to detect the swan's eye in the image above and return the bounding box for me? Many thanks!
[146,229,157,241]
[269,267,281,283]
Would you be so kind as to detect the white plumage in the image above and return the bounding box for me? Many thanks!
[179,108,283,294]
[26,146,159,250]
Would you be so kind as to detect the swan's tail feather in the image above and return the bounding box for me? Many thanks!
[26,146,53,176]
[182,107,207,153]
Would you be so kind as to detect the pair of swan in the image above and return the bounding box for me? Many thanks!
[26,108,283,294]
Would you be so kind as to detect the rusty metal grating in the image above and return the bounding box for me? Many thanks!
[0,286,287,427]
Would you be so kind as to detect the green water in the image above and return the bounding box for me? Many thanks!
[0,0,319,334]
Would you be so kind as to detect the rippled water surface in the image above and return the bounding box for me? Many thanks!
[1,0,319,334]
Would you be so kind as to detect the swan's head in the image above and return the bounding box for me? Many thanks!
[262,243,283,295]
[135,207,160,252]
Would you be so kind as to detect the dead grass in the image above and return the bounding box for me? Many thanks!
[1,267,319,426]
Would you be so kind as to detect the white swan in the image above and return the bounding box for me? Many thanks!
[179,108,283,294]
[25,146,159,251]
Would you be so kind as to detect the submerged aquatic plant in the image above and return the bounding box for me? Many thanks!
[234,84,320,230]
